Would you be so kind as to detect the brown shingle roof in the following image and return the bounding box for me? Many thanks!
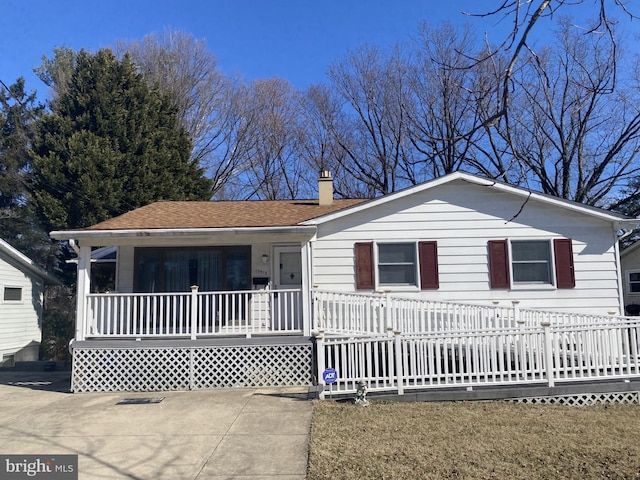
[85,199,368,231]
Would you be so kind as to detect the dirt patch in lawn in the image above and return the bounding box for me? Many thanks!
[307,400,640,479]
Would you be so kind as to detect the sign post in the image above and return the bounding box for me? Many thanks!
[322,367,338,399]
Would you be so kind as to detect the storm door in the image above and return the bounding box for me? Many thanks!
[273,246,303,330]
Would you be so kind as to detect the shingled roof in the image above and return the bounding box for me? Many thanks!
[83,199,368,231]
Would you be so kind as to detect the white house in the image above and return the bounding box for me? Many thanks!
[0,239,59,364]
[620,241,640,315]
[49,171,638,393]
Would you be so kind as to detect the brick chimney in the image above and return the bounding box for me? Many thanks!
[318,169,333,206]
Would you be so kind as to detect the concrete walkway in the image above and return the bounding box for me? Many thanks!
[0,371,312,479]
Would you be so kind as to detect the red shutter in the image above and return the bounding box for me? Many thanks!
[418,241,439,290]
[488,240,510,289]
[554,238,575,288]
[354,242,374,290]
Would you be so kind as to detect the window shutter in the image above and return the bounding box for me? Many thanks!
[418,241,439,290]
[488,240,510,289]
[354,242,375,290]
[554,238,575,288]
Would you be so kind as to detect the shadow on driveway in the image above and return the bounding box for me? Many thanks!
[0,371,72,393]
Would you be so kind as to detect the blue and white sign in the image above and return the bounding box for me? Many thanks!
[322,368,338,384]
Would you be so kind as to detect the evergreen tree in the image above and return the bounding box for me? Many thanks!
[0,78,56,266]
[30,49,212,232]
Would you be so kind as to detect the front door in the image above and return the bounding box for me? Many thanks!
[273,246,303,330]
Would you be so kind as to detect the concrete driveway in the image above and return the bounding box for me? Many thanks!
[0,371,312,479]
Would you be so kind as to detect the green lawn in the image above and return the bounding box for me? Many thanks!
[308,399,640,479]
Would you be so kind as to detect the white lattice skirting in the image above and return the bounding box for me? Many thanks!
[72,344,313,393]
[508,391,640,406]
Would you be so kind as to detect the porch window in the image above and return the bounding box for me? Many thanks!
[134,247,250,292]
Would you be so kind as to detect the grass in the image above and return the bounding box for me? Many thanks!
[307,399,640,479]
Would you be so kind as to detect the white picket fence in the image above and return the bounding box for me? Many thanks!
[313,290,640,397]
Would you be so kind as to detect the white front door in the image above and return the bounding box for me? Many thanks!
[273,246,303,330]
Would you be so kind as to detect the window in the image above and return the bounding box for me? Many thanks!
[488,238,575,289]
[134,247,251,293]
[511,240,552,284]
[628,271,640,293]
[378,243,417,286]
[3,287,22,301]
[354,241,439,290]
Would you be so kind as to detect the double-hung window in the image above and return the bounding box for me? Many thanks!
[511,240,552,284]
[355,241,439,290]
[488,238,575,289]
[378,243,417,286]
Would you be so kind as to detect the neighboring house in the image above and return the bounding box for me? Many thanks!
[0,239,59,364]
[620,241,640,315]
[50,171,637,393]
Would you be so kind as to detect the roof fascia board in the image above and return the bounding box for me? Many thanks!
[50,225,317,241]
[302,171,630,225]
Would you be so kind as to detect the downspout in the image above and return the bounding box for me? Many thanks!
[615,223,638,316]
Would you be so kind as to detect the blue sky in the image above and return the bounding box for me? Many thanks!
[2,1,638,100]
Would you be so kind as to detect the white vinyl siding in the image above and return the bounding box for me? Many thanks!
[311,179,621,315]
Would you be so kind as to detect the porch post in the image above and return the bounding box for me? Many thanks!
[301,240,312,336]
[75,244,91,341]
[512,300,522,326]
[190,285,198,340]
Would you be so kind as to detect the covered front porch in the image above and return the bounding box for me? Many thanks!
[57,226,318,342]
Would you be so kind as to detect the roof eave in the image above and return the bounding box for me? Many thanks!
[0,239,60,285]
[50,225,318,241]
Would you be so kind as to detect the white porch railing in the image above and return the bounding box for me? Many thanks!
[313,289,626,335]
[84,287,302,339]
[315,319,640,397]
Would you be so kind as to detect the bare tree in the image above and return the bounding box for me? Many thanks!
[327,45,414,196]
[34,47,78,106]
[490,20,640,206]
[116,30,241,193]
[297,84,370,198]
[407,22,486,178]
[228,78,309,200]
[464,1,638,135]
